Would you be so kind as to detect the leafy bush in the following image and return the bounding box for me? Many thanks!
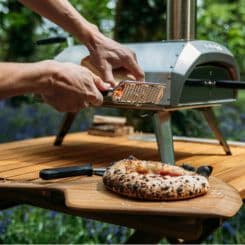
[0,206,132,244]
[0,205,244,244]
[198,0,245,77]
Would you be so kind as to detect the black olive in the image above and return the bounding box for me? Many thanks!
[181,164,196,172]
[196,166,213,177]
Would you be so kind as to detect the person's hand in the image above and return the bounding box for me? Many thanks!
[38,60,110,112]
[85,32,145,87]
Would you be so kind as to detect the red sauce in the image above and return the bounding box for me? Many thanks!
[135,166,183,176]
[158,170,182,177]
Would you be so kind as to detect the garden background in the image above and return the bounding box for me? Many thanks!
[0,0,244,243]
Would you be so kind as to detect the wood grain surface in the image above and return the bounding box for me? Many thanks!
[0,132,243,217]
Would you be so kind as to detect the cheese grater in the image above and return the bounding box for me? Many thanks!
[104,80,166,108]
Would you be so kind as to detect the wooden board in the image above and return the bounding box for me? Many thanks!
[0,132,243,219]
[0,175,241,218]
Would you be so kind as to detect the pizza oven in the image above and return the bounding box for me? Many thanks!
[38,0,244,164]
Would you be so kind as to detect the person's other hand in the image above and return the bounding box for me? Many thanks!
[38,60,110,112]
[85,32,145,87]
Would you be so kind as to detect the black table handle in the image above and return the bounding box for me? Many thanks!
[39,163,93,180]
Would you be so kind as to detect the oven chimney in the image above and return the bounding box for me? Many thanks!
[167,0,196,40]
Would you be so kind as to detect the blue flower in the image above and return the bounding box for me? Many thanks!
[222,221,236,237]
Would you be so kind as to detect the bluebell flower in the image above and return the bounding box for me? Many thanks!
[222,221,236,237]
[0,217,11,234]
[0,101,5,109]
[48,210,58,218]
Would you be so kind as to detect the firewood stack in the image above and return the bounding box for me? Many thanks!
[88,115,134,137]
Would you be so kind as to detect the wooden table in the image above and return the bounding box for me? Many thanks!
[0,132,244,243]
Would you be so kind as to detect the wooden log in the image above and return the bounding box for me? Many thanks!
[88,125,134,137]
[92,115,127,125]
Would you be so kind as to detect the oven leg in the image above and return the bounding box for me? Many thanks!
[54,112,78,146]
[199,107,232,155]
[153,111,175,165]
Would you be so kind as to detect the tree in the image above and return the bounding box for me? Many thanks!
[114,0,166,42]
[0,0,41,62]
[197,0,245,77]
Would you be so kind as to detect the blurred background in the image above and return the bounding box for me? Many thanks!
[0,0,244,243]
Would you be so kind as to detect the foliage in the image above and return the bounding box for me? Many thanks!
[0,0,41,62]
[70,0,114,36]
[114,0,166,42]
[0,205,132,244]
[0,205,244,244]
[197,0,245,77]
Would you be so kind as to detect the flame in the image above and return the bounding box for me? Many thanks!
[114,87,124,98]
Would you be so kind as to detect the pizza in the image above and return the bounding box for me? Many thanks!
[102,156,212,201]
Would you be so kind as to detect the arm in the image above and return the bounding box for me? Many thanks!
[18,0,144,86]
[0,62,45,99]
[0,61,108,112]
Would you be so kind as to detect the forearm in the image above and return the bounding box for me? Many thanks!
[18,0,99,45]
[0,62,49,99]
[18,0,144,85]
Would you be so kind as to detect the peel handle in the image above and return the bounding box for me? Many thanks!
[39,163,93,180]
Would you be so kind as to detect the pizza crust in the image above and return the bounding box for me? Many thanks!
[103,159,210,201]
